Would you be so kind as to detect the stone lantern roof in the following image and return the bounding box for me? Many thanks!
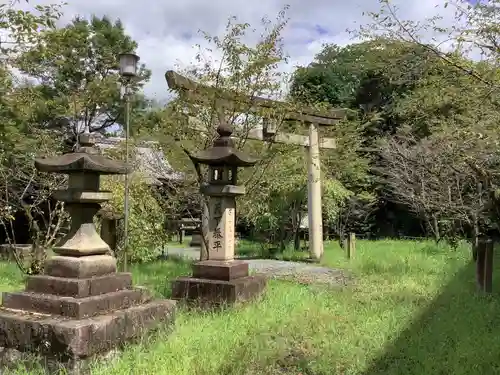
[187,123,257,167]
[34,133,128,175]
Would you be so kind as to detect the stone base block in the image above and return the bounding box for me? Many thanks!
[45,255,117,278]
[0,299,176,371]
[25,272,133,298]
[2,287,151,319]
[171,275,266,306]
[192,260,249,281]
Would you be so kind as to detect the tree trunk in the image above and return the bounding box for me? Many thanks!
[339,229,345,249]
[279,224,286,251]
[294,226,301,251]
[432,215,440,243]
[276,211,290,251]
[472,216,479,261]
[292,210,301,251]
[200,197,209,261]
[28,219,44,275]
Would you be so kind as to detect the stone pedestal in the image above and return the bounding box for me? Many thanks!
[0,286,175,372]
[172,260,266,306]
[0,133,176,374]
[172,185,266,306]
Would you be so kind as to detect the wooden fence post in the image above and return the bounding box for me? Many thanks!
[476,238,494,293]
[347,232,356,259]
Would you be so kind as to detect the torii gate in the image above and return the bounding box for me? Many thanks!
[166,70,345,260]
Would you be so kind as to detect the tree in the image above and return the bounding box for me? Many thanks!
[0,1,69,274]
[159,9,295,259]
[0,1,63,57]
[14,14,151,144]
[241,143,352,250]
[100,172,168,264]
[288,29,500,240]
[357,0,500,108]
[290,39,450,140]
[367,30,500,241]
[378,127,500,245]
[290,42,424,239]
[147,8,368,256]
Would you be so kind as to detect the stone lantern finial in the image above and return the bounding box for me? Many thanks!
[213,121,233,147]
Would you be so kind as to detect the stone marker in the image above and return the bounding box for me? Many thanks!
[0,132,176,374]
[171,119,267,306]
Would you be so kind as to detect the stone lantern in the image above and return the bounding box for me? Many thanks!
[171,122,267,305]
[0,132,175,373]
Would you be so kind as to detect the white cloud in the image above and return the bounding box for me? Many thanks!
[16,0,458,99]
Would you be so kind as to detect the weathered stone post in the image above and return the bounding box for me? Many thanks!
[346,232,356,259]
[0,133,175,373]
[171,122,267,306]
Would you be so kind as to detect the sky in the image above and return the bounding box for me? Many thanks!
[15,0,459,101]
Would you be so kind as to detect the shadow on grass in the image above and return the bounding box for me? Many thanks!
[361,257,500,375]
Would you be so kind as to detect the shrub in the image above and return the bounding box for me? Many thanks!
[100,173,167,263]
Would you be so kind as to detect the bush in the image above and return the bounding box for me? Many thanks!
[100,173,167,263]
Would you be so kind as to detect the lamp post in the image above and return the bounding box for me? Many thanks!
[118,52,140,272]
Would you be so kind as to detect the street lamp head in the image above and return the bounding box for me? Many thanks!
[119,52,140,78]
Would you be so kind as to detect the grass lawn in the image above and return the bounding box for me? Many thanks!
[1,240,500,374]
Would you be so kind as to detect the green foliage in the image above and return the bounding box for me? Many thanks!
[151,9,371,248]
[289,8,500,239]
[0,2,72,274]
[14,14,151,136]
[290,39,446,139]
[358,0,500,94]
[153,9,296,242]
[240,144,352,247]
[0,63,69,274]
[336,0,500,240]
[100,144,168,263]
[0,1,63,53]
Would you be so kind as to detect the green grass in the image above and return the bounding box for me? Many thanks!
[2,240,500,374]
[165,235,193,248]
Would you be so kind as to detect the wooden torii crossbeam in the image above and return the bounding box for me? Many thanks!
[166,70,346,260]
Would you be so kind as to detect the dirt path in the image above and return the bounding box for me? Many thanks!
[163,247,351,287]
